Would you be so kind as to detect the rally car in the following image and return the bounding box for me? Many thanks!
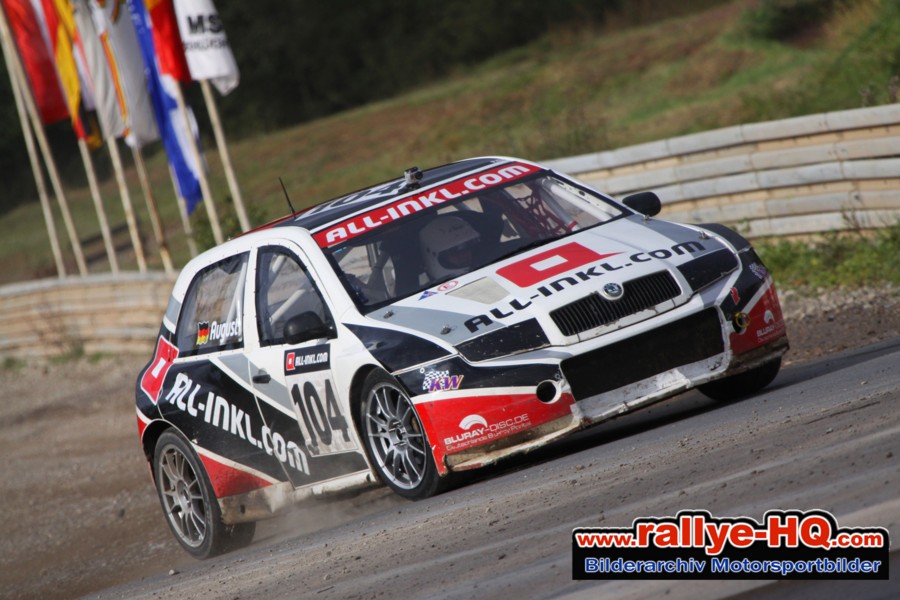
[136,156,788,557]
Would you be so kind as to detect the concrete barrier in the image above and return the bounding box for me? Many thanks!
[545,104,900,237]
[0,272,174,360]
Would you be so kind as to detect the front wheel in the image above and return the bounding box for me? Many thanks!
[358,370,443,499]
[698,358,782,402]
[153,429,255,558]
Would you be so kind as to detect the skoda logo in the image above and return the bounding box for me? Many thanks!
[601,282,624,300]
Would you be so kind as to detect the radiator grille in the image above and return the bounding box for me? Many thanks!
[561,308,723,399]
[550,271,681,337]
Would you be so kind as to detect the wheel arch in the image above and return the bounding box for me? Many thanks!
[347,364,382,434]
[346,363,421,428]
[141,420,173,470]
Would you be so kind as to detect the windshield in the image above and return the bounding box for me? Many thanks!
[325,172,624,311]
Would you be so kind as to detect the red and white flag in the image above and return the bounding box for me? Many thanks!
[2,0,68,124]
[172,0,238,95]
[145,0,189,80]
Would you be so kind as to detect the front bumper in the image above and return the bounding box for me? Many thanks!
[441,334,787,473]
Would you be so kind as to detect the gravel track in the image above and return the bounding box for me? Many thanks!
[0,285,897,599]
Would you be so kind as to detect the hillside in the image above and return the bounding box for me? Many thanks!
[1,0,898,284]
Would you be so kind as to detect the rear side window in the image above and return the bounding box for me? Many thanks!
[176,253,249,355]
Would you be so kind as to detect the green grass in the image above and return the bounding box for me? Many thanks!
[756,224,900,289]
[2,0,898,285]
[1,355,25,371]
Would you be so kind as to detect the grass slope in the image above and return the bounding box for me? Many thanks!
[2,0,898,286]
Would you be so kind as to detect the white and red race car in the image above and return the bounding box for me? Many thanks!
[136,156,788,557]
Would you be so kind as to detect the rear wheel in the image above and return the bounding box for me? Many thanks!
[153,429,255,558]
[358,370,442,499]
[698,358,782,402]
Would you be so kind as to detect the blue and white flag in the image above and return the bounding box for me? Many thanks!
[127,0,203,212]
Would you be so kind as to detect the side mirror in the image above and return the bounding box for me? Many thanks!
[283,311,334,345]
[622,191,661,217]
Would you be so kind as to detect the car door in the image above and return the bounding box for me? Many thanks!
[156,251,291,491]
[246,242,370,490]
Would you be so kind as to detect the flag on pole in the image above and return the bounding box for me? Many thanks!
[144,0,188,80]
[172,0,238,95]
[1,0,68,124]
[40,0,102,147]
[73,0,158,147]
[127,0,202,212]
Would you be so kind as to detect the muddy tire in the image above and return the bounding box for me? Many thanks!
[358,370,443,499]
[153,429,255,558]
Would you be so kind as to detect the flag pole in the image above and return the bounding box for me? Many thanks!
[0,7,65,278]
[131,145,174,273]
[106,135,147,272]
[0,3,87,275]
[200,79,249,232]
[169,164,198,258]
[77,138,119,272]
[172,83,223,245]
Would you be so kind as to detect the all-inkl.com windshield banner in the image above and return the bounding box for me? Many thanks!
[572,510,889,580]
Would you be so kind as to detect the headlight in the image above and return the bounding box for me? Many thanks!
[677,249,739,292]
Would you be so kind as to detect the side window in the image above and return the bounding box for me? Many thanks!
[331,240,399,306]
[256,248,330,346]
[176,253,249,355]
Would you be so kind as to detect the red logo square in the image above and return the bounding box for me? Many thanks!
[496,242,618,287]
[140,336,179,404]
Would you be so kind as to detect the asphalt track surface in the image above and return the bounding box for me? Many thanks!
[92,339,900,600]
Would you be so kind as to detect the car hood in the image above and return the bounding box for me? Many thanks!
[366,216,733,353]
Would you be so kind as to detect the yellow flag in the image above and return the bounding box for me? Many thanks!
[44,0,102,148]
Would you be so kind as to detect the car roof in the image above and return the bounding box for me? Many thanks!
[255,156,519,237]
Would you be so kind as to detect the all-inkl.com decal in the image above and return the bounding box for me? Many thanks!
[314,162,535,246]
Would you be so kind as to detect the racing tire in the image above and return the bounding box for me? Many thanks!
[698,358,782,402]
[358,370,444,500]
[153,429,255,559]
